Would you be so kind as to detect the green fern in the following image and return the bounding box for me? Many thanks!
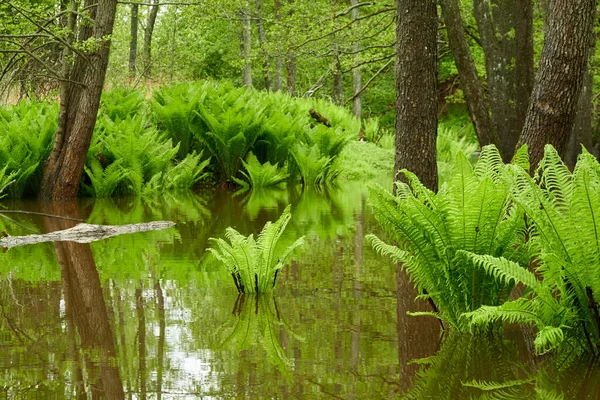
[235,152,288,188]
[462,145,600,354]
[208,205,304,293]
[368,145,529,331]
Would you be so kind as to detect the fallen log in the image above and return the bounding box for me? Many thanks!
[0,221,176,250]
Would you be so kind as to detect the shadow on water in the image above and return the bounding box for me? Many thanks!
[1,184,597,398]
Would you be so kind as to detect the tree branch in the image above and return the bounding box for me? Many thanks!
[344,59,392,105]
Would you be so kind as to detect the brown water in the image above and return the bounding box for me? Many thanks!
[0,184,598,399]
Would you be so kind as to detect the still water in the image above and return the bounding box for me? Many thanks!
[0,183,598,399]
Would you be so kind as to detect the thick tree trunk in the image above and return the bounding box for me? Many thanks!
[143,0,159,78]
[474,0,534,161]
[440,0,499,150]
[518,0,595,169]
[256,0,271,90]
[273,0,283,91]
[40,0,118,199]
[241,1,253,88]
[350,0,362,118]
[128,4,138,78]
[395,0,438,191]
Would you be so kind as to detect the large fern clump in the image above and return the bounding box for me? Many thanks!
[462,145,600,354]
[367,145,530,331]
[0,100,57,198]
[208,205,304,293]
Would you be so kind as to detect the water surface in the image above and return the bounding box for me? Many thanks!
[0,184,597,398]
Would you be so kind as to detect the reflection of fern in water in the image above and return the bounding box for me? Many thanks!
[462,146,600,354]
[368,145,530,331]
[209,205,304,293]
[217,294,302,377]
[404,334,531,399]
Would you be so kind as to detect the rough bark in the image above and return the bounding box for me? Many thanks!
[241,1,253,88]
[128,3,138,77]
[395,0,438,192]
[256,0,271,90]
[518,0,596,169]
[143,0,159,78]
[350,0,362,118]
[39,0,118,199]
[440,0,499,150]
[474,0,534,161]
[566,29,595,169]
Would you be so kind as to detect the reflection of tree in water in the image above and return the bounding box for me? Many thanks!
[218,294,303,379]
[44,201,125,399]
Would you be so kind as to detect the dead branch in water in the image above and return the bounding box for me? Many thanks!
[0,221,176,250]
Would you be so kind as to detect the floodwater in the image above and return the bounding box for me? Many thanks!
[0,183,598,399]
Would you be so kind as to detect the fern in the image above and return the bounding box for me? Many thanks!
[235,152,288,188]
[368,145,529,331]
[209,205,304,293]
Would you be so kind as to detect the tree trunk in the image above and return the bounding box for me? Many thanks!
[440,0,499,150]
[474,0,534,162]
[518,0,595,169]
[273,0,283,91]
[128,3,138,78]
[333,46,344,105]
[395,0,438,192]
[143,0,159,78]
[40,0,118,199]
[350,0,362,118]
[256,0,271,90]
[566,30,595,169]
[241,1,253,88]
[286,0,296,95]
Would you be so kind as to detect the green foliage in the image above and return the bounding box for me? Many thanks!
[100,86,145,120]
[437,125,479,186]
[462,145,600,354]
[85,112,209,197]
[0,100,57,198]
[368,145,529,331]
[208,205,304,293]
[235,152,288,188]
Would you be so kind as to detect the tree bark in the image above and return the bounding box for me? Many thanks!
[473,0,534,162]
[128,3,138,78]
[440,0,499,150]
[395,0,438,192]
[350,0,362,118]
[256,0,271,90]
[143,0,159,78]
[39,0,118,199]
[241,1,253,88]
[565,31,595,169]
[517,0,596,169]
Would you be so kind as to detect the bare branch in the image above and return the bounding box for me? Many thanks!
[345,59,392,105]
[334,2,374,18]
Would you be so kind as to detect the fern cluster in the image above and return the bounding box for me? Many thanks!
[462,146,600,354]
[208,205,304,293]
[368,145,530,331]
[152,81,358,187]
[0,100,57,198]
